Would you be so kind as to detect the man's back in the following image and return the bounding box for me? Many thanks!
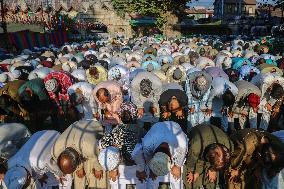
[8,130,60,176]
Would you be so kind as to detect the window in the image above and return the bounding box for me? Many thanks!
[228,5,231,11]
[249,7,253,14]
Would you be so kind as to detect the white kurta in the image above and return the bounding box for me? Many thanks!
[207,77,238,131]
[71,69,87,81]
[28,67,52,80]
[251,73,284,130]
[68,82,97,120]
[132,121,188,189]
[52,120,106,189]
[0,123,31,162]
[140,121,188,167]
[130,72,162,111]
[185,70,212,128]
[208,77,238,117]
[6,130,69,188]
[233,80,261,129]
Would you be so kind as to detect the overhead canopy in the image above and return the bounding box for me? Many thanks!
[130,17,157,26]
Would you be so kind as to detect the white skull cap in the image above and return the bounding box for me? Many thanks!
[98,146,120,171]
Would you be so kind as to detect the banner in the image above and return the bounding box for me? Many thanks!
[6,30,69,50]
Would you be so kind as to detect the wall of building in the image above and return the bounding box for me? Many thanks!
[77,0,133,38]
[214,0,256,18]
[7,0,184,38]
[188,13,211,20]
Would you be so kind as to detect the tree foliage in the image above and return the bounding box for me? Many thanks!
[111,0,191,28]
[259,0,284,6]
[275,0,284,7]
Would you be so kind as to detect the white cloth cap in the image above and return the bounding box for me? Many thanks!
[148,152,171,176]
[0,73,8,83]
[46,58,53,62]
[11,70,21,80]
[28,72,38,80]
[36,64,44,68]
[62,63,71,72]
[98,146,120,171]
[4,166,28,189]
[45,78,59,92]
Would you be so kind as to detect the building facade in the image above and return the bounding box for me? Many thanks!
[4,0,133,37]
[214,0,256,19]
[186,8,214,20]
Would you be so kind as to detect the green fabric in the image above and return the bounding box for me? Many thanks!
[229,129,284,173]
[183,171,217,189]
[183,125,232,189]
[187,124,234,170]
[130,19,157,26]
[228,129,275,189]
[18,78,49,101]
[75,52,84,60]
[233,129,284,150]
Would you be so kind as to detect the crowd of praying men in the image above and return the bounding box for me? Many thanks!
[0,36,284,189]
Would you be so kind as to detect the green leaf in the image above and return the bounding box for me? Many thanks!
[111,0,191,28]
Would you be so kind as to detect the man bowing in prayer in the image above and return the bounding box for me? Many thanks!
[131,72,162,120]
[4,130,71,189]
[93,81,123,129]
[52,120,107,189]
[132,121,188,189]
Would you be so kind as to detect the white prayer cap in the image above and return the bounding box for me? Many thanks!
[4,166,28,189]
[36,64,44,69]
[46,58,53,62]
[0,73,8,83]
[98,146,120,171]
[45,78,59,93]
[84,50,97,57]
[24,62,31,67]
[62,63,71,72]
[11,70,21,80]
[71,69,86,81]
[58,57,69,64]
[149,152,171,176]
[28,72,38,80]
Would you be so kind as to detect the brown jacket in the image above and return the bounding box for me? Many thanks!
[0,80,29,119]
[0,80,25,103]
[52,120,107,189]
[230,129,284,170]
